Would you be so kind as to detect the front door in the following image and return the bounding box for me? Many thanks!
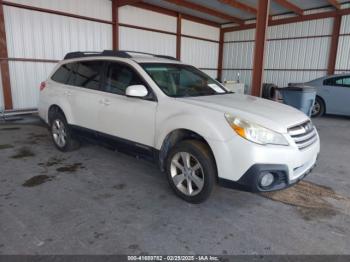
[97,61,157,148]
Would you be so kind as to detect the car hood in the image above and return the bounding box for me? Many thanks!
[177,93,309,133]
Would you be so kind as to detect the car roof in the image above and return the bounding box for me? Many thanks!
[60,55,183,65]
[327,73,350,78]
[61,50,183,65]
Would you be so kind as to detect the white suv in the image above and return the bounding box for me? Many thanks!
[39,50,320,203]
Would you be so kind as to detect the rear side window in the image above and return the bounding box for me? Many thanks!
[104,62,144,95]
[324,76,350,87]
[335,77,350,87]
[72,61,103,90]
[51,63,74,84]
[323,77,335,86]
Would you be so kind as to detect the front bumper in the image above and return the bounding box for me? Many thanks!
[218,160,316,192]
[208,128,320,192]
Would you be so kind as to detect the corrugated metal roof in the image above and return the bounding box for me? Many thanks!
[143,0,350,24]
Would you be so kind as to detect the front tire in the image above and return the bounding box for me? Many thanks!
[311,96,325,117]
[50,112,79,152]
[166,140,216,204]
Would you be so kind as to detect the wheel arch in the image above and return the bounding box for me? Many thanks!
[316,95,326,114]
[48,104,67,125]
[48,103,73,125]
[158,128,217,176]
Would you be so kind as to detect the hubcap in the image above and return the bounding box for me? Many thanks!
[312,101,320,116]
[52,119,67,148]
[170,152,204,196]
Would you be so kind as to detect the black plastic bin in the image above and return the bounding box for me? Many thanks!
[278,86,316,116]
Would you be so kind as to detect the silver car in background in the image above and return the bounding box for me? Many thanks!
[302,74,350,117]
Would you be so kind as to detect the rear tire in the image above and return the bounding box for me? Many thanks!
[311,96,325,117]
[166,140,216,204]
[50,112,80,152]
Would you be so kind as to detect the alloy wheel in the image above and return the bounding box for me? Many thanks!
[170,152,204,196]
[312,101,320,116]
[52,119,67,148]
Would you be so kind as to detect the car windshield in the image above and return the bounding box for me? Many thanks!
[141,63,229,97]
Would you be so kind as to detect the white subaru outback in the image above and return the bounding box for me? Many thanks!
[39,50,320,203]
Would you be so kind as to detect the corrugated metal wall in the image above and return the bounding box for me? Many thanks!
[223,18,335,92]
[3,1,112,109]
[181,19,219,79]
[222,29,255,89]
[119,6,176,56]
[119,5,176,32]
[119,27,176,57]
[6,0,112,21]
[118,7,220,78]
[265,18,332,87]
[335,14,350,74]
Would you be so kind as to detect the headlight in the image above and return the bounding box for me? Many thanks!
[224,113,289,146]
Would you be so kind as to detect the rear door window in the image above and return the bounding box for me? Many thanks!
[70,61,104,90]
[51,63,74,84]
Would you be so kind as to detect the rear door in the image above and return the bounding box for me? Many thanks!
[322,76,350,115]
[97,61,157,147]
[65,60,106,130]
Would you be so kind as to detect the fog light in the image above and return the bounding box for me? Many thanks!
[260,172,274,187]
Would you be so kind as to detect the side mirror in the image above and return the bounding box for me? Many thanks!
[125,85,148,98]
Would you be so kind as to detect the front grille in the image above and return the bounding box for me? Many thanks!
[288,120,318,150]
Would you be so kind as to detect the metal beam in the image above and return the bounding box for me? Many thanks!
[164,0,244,24]
[327,15,342,75]
[328,0,341,10]
[273,0,303,16]
[218,0,256,15]
[117,0,142,7]
[251,0,270,97]
[0,0,13,110]
[176,13,181,60]
[217,28,224,82]
[223,8,350,33]
[112,0,119,50]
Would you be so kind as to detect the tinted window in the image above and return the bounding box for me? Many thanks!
[323,77,335,86]
[335,77,350,87]
[71,61,103,90]
[51,63,74,84]
[324,76,350,87]
[104,62,144,95]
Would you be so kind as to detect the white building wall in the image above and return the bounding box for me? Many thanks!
[223,18,334,92]
[182,19,219,41]
[335,14,350,73]
[223,29,255,90]
[181,19,220,78]
[118,6,177,59]
[9,62,56,109]
[4,6,112,60]
[6,0,112,21]
[119,5,176,33]
[119,27,176,57]
[3,2,112,110]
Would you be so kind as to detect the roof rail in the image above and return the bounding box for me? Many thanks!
[63,50,178,61]
[64,51,101,60]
